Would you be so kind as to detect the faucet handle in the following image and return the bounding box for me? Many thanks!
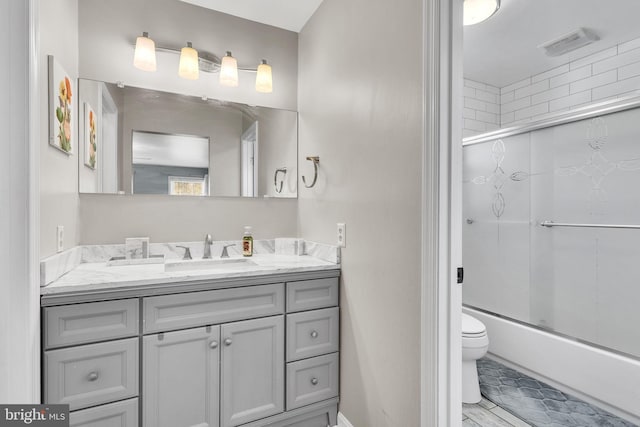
[176,245,192,260]
[221,244,236,259]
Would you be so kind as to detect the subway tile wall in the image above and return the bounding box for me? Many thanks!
[463,35,640,137]
[463,79,501,138]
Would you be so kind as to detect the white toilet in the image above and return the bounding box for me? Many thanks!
[462,313,489,404]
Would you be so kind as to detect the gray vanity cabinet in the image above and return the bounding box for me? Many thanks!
[42,273,340,427]
[220,316,285,427]
[143,326,220,427]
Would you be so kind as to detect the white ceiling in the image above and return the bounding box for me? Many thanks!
[179,0,324,33]
[464,0,640,88]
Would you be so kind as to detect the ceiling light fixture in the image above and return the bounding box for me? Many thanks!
[463,0,500,26]
[133,32,157,72]
[131,36,274,93]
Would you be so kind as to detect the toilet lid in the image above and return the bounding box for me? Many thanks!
[462,313,486,335]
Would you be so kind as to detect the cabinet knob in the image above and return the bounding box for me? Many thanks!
[310,377,319,386]
[210,341,218,349]
[87,371,99,381]
[224,338,233,346]
[310,330,319,339]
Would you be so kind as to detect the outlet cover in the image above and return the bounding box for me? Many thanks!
[337,223,346,248]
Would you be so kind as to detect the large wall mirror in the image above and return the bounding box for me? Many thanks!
[78,79,297,198]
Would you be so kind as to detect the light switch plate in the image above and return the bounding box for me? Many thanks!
[337,223,346,248]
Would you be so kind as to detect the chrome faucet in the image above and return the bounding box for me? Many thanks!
[203,234,213,259]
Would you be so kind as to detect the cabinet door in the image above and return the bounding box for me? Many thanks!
[221,316,284,427]
[143,326,220,427]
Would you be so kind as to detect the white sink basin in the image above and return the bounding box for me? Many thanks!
[164,257,256,272]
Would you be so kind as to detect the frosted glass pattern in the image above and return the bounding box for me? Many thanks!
[463,107,640,358]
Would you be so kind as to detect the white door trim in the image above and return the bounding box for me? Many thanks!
[421,0,463,425]
[0,0,40,403]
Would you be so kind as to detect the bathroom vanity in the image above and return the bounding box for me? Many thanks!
[40,246,340,427]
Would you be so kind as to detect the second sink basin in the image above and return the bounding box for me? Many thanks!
[164,257,256,272]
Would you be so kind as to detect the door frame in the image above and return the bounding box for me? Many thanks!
[0,0,41,402]
[421,0,463,425]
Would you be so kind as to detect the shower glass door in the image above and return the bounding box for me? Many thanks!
[462,104,640,359]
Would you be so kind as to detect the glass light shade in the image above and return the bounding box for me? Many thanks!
[219,51,239,87]
[255,60,273,93]
[179,42,199,80]
[133,32,156,72]
[464,0,500,26]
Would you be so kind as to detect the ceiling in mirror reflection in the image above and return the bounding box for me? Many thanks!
[132,132,209,168]
[464,0,640,87]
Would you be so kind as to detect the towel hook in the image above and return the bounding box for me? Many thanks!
[302,156,320,188]
[274,167,287,193]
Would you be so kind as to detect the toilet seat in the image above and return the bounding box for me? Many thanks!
[462,313,486,336]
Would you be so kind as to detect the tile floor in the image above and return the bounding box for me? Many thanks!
[462,358,639,427]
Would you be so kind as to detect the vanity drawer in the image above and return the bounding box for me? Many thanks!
[286,353,339,410]
[44,338,139,411]
[70,398,138,427]
[143,283,284,333]
[287,307,339,361]
[286,278,339,313]
[44,299,139,349]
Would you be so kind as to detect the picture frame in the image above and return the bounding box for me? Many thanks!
[84,102,97,169]
[48,55,74,155]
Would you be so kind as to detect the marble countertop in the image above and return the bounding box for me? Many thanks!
[41,253,340,297]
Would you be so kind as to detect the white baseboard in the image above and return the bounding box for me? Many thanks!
[337,412,354,427]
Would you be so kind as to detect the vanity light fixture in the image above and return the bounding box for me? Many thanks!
[219,51,239,87]
[255,60,273,93]
[131,35,274,92]
[179,42,200,80]
[133,32,157,72]
[463,0,500,26]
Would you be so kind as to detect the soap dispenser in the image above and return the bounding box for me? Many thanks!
[242,226,253,257]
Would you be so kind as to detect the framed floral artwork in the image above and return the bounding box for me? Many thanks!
[84,103,97,169]
[48,55,74,154]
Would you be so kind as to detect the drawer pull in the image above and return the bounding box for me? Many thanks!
[87,371,99,382]
[210,341,218,349]
[310,330,319,339]
[224,338,233,346]
[310,377,319,386]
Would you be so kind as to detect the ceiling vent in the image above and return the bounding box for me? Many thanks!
[539,28,599,57]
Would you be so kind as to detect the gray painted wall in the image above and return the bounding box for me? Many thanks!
[297,0,424,425]
[39,0,80,257]
[39,0,300,254]
[78,194,297,244]
[78,0,298,110]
